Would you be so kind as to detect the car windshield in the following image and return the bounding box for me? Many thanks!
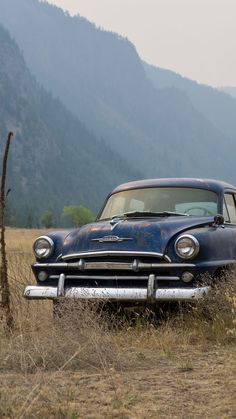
[99,187,218,220]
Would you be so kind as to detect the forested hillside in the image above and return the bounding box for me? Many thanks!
[143,62,236,142]
[0,24,139,226]
[1,0,236,183]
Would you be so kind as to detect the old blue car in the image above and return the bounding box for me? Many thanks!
[24,178,236,304]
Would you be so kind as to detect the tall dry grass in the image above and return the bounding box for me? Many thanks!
[1,229,235,373]
[0,229,235,417]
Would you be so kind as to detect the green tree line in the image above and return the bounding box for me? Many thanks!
[40,205,95,228]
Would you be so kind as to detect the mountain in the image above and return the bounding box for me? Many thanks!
[0,24,139,226]
[143,62,236,142]
[1,0,236,184]
[219,87,236,99]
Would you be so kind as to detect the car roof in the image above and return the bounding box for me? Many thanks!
[112,178,236,195]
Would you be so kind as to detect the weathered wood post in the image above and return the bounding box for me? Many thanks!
[0,131,14,331]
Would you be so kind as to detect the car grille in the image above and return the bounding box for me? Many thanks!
[34,253,188,288]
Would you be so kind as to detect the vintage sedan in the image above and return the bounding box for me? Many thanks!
[24,178,236,304]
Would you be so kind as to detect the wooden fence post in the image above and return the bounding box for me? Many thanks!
[0,131,14,331]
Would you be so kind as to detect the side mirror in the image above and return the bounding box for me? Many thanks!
[213,214,224,227]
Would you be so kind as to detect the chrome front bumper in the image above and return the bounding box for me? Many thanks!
[23,273,210,302]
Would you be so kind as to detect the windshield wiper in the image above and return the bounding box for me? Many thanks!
[112,211,189,219]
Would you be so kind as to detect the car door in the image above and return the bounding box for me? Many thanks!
[222,191,236,258]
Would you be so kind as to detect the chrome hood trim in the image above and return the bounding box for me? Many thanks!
[61,250,171,262]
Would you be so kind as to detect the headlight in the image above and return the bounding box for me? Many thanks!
[33,236,54,259]
[175,234,199,260]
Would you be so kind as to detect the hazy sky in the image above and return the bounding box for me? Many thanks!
[46,0,236,87]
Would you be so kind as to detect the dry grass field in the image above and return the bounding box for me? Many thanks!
[0,228,235,418]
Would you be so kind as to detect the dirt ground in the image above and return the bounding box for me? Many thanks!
[1,347,235,418]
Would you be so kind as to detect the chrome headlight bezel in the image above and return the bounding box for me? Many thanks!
[33,236,54,259]
[174,234,199,260]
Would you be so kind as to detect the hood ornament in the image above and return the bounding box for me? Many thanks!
[92,235,133,243]
[110,218,123,231]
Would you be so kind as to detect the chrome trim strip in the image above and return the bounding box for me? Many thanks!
[35,262,70,268]
[61,251,171,262]
[49,275,180,281]
[91,236,133,243]
[23,285,210,301]
[85,261,134,270]
[34,261,194,270]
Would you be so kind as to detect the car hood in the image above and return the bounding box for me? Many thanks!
[61,216,212,257]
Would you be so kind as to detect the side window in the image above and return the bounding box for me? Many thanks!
[224,194,236,223]
[223,199,230,222]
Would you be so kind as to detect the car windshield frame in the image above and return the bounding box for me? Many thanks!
[97,186,219,220]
